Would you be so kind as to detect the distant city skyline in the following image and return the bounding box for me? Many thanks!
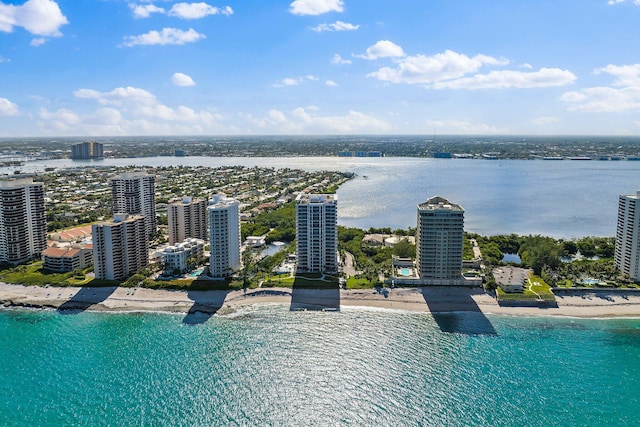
[1,0,640,136]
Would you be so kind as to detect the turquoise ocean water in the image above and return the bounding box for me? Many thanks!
[2,306,639,426]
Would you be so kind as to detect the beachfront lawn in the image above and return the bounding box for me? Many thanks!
[0,261,88,287]
[261,273,339,289]
[346,277,373,289]
[262,275,295,287]
[496,275,556,302]
[142,277,248,291]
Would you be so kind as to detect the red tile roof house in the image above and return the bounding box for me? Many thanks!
[42,245,93,272]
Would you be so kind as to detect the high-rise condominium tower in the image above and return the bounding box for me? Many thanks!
[92,214,148,281]
[71,141,104,160]
[0,178,46,265]
[208,195,241,278]
[615,191,640,281]
[295,193,338,274]
[416,196,464,283]
[167,197,208,245]
[111,172,156,240]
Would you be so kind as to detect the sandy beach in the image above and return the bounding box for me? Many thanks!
[2,282,640,318]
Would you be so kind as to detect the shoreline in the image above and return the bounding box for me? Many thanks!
[3,283,640,319]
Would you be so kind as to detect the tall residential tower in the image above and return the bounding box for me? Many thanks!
[71,141,104,160]
[208,195,241,278]
[111,172,156,240]
[615,191,640,282]
[416,196,464,284]
[92,214,148,281]
[295,193,338,274]
[167,197,208,245]
[0,178,47,265]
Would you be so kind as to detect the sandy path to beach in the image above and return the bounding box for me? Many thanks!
[2,282,640,318]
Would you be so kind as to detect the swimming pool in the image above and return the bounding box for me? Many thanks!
[399,268,412,277]
[189,267,205,277]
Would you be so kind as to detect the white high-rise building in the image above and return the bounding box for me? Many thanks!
[167,197,208,245]
[295,193,338,274]
[208,195,241,278]
[416,196,464,284]
[111,172,156,240]
[615,191,640,281]
[92,214,148,281]
[0,178,46,265]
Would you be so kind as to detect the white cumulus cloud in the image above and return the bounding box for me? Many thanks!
[171,72,196,86]
[325,80,338,86]
[168,2,233,19]
[246,107,391,134]
[354,40,405,60]
[0,0,68,36]
[607,0,640,5]
[273,75,318,87]
[368,49,507,85]
[331,54,351,64]
[122,27,205,47]
[130,4,165,19]
[532,116,559,125]
[289,0,344,16]
[562,86,640,112]
[595,64,640,86]
[311,20,359,32]
[433,68,576,90]
[0,97,19,116]
[562,62,640,112]
[30,37,47,46]
[426,119,507,134]
[35,86,227,135]
[129,2,232,19]
[73,86,217,123]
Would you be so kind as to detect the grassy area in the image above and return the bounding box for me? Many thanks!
[142,278,247,291]
[497,274,556,302]
[261,273,339,289]
[262,275,295,287]
[0,262,95,287]
[346,277,373,289]
[553,279,640,289]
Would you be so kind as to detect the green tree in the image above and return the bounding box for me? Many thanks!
[392,238,415,258]
[519,235,561,275]
[576,238,596,257]
[561,240,578,256]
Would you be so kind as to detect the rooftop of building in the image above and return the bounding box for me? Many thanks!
[169,196,206,206]
[418,195,464,212]
[50,225,92,242]
[0,177,41,188]
[112,171,153,180]
[493,266,530,285]
[295,193,338,204]
[621,191,640,200]
[163,238,205,253]
[208,194,239,208]
[42,246,91,258]
[99,213,145,225]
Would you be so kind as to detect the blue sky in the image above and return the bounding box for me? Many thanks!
[1,0,640,136]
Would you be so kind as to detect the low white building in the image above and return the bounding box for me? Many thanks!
[245,236,266,247]
[161,238,205,274]
[493,266,530,293]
